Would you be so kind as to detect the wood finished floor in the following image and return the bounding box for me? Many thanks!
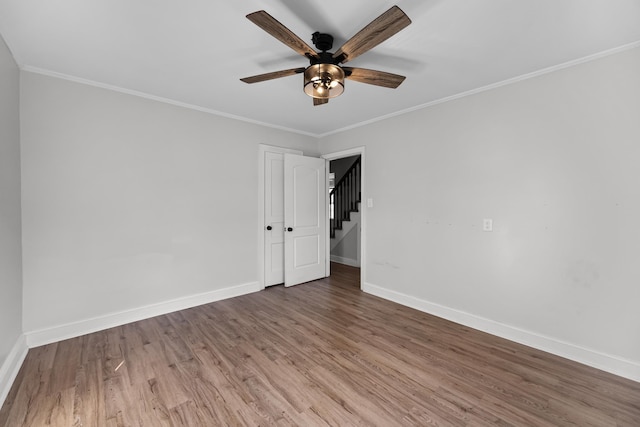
[2,263,639,426]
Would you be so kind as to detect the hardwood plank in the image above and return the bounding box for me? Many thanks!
[2,262,639,426]
[73,359,107,427]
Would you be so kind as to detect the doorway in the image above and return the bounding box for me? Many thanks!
[328,154,361,268]
[322,147,366,289]
[258,145,366,290]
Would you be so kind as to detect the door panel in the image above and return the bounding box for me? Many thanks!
[294,235,320,267]
[284,153,327,287]
[264,152,285,286]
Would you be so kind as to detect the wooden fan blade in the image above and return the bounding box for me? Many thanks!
[246,11,319,59]
[343,67,406,88]
[333,6,411,64]
[313,97,329,106]
[240,67,305,84]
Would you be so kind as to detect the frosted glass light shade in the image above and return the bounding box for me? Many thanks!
[303,63,345,99]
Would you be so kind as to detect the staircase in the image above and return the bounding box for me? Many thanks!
[329,157,361,266]
[330,203,360,251]
[330,156,361,239]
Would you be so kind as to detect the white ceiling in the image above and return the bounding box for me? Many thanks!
[1,0,639,137]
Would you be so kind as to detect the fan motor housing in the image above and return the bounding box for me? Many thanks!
[309,51,338,66]
[311,32,333,52]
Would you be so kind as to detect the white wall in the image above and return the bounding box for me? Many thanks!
[320,46,640,379]
[20,71,317,340]
[331,225,359,266]
[0,34,24,403]
[13,43,640,382]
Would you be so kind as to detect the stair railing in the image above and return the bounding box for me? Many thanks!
[329,157,361,238]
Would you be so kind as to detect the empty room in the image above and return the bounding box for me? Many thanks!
[1,1,640,425]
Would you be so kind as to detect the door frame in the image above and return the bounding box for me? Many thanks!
[322,146,366,289]
[258,144,303,290]
[258,144,366,290]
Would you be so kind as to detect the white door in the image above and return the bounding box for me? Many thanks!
[284,153,327,287]
[264,151,285,286]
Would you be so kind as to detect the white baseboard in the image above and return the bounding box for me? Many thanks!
[363,282,640,383]
[330,255,360,267]
[26,281,261,348]
[0,334,28,409]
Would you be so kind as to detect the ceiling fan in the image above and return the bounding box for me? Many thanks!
[240,5,411,106]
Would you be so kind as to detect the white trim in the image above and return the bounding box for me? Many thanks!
[324,158,331,277]
[25,281,261,348]
[20,66,318,138]
[0,334,28,409]
[258,144,303,289]
[321,147,365,160]
[318,41,640,138]
[363,282,640,383]
[322,147,366,287]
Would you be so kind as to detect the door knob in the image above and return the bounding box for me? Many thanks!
[287,227,293,232]
[266,225,272,230]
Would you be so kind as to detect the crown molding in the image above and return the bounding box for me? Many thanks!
[20,41,640,140]
[19,65,319,138]
[318,41,640,138]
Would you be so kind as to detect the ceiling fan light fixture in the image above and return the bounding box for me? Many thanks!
[304,63,344,99]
